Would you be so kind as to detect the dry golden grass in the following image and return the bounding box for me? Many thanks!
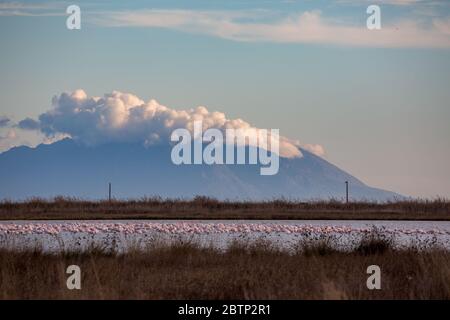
[0,196,450,220]
[1,237,449,299]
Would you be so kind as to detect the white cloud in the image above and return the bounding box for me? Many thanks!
[303,144,326,157]
[0,2,53,10]
[0,116,10,127]
[0,129,17,150]
[433,17,450,35]
[336,0,424,5]
[96,9,450,48]
[0,2,62,16]
[18,117,40,130]
[22,90,325,158]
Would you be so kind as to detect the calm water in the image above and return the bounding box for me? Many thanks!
[1,220,450,252]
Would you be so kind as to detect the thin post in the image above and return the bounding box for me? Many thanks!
[345,181,349,204]
[108,183,112,201]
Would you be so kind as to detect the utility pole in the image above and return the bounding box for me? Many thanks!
[345,181,349,204]
[108,182,112,202]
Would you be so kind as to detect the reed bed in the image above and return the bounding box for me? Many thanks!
[1,233,449,299]
[1,196,450,220]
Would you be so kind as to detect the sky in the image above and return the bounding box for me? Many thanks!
[0,0,450,198]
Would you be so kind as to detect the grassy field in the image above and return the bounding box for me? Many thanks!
[0,197,449,220]
[1,234,450,299]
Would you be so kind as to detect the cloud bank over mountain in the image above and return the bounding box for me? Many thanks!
[18,90,324,158]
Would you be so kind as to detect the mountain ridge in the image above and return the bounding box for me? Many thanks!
[0,138,403,201]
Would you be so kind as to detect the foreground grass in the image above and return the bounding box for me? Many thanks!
[1,196,450,220]
[1,238,450,299]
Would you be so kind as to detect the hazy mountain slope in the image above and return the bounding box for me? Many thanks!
[0,139,402,201]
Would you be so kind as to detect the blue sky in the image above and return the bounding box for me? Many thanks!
[1,0,450,198]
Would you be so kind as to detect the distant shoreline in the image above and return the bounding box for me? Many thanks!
[2,217,450,221]
[1,197,449,221]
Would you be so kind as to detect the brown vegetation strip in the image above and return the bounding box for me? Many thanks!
[1,238,449,299]
[0,196,450,220]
